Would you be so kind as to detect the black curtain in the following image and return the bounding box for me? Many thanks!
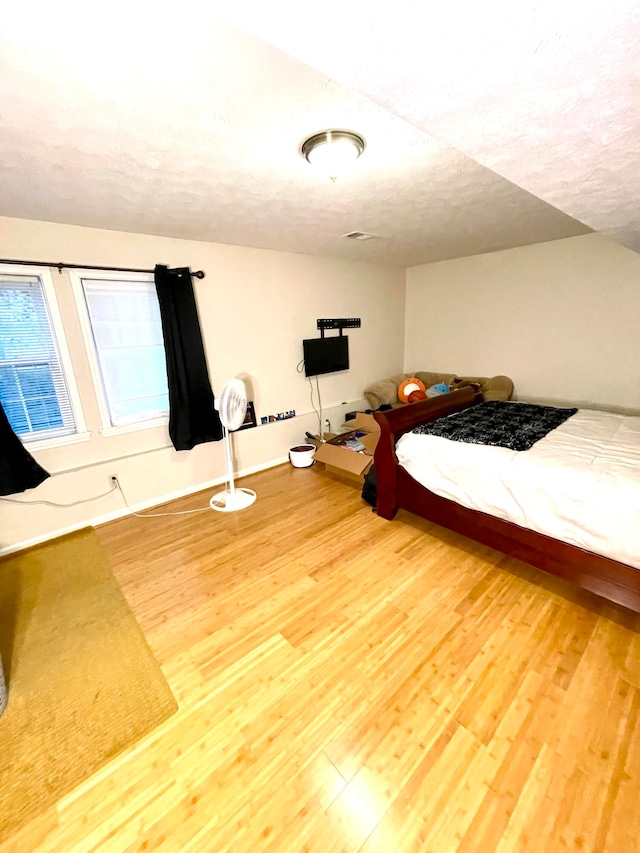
[0,401,50,496]
[154,265,222,451]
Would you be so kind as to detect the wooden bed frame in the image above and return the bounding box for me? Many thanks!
[373,387,640,614]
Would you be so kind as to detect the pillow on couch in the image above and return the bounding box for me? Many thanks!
[398,377,426,403]
[363,373,409,409]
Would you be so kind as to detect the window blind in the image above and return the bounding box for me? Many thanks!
[0,274,77,441]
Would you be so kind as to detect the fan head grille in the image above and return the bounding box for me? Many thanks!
[218,379,248,430]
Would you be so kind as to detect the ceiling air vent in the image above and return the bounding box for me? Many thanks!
[343,231,377,241]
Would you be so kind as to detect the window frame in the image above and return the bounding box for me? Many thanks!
[70,269,170,437]
[0,263,89,450]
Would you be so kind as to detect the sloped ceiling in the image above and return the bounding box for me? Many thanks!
[0,4,601,267]
[222,0,640,254]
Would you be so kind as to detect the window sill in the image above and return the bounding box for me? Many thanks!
[99,417,169,438]
[24,431,92,451]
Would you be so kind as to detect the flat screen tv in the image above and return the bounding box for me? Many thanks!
[303,335,349,377]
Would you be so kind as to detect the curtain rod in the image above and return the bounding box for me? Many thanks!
[0,258,205,279]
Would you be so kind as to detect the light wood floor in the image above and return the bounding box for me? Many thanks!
[4,463,640,853]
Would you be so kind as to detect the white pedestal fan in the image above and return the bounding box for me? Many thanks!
[209,379,257,512]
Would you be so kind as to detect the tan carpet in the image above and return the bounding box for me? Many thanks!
[0,528,177,842]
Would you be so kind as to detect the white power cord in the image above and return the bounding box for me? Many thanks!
[113,476,211,518]
[0,476,211,518]
[297,358,324,439]
[0,483,119,508]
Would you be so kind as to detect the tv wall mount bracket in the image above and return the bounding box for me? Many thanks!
[317,318,361,337]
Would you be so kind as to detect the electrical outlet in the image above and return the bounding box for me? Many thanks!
[109,474,118,486]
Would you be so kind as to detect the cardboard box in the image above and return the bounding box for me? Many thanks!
[313,413,380,484]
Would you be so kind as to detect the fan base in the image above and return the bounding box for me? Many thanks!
[209,487,257,513]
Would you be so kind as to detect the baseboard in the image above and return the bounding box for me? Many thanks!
[0,456,289,557]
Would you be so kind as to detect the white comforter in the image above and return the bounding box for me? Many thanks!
[395,407,640,570]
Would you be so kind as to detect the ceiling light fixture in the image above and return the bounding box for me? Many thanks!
[301,130,366,182]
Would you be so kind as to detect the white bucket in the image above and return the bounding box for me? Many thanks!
[289,444,316,468]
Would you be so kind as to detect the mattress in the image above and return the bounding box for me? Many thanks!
[395,407,640,570]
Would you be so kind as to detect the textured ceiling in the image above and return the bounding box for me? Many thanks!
[0,4,592,267]
[222,0,640,255]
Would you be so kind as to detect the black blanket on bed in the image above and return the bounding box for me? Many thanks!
[411,401,578,452]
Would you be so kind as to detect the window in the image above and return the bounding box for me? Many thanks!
[0,267,85,444]
[72,272,169,433]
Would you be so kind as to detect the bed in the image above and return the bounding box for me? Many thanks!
[373,387,640,613]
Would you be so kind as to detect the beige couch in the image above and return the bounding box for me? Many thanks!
[364,372,514,410]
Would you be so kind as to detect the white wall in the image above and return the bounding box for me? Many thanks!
[0,217,405,551]
[405,233,640,410]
